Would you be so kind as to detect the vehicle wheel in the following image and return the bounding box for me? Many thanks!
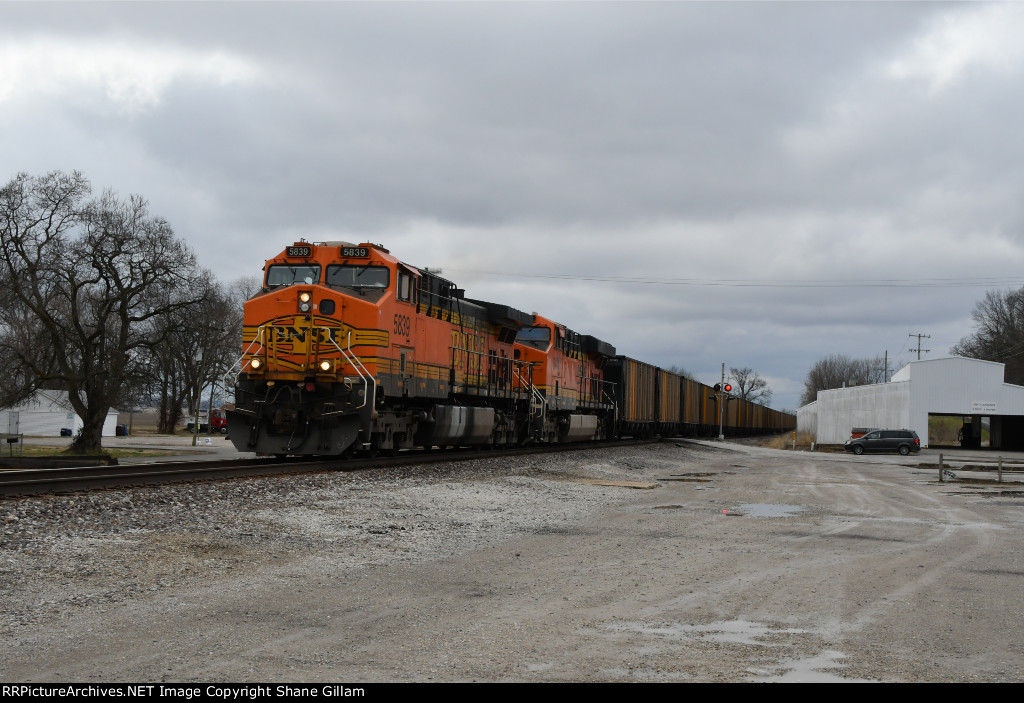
[220,427,228,434]
[899,445,910,456]
[853,445,864,455]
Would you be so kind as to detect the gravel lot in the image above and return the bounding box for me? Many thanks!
[3,440,1024,682]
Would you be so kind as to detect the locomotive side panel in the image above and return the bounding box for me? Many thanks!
[513,315,616,443]
[515,316,611,412]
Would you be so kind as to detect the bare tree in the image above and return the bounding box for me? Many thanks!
[728,367,773,406]
[665,365,693,379]
[952,287,1024,385]
[147,287,206,434]
[229,274,263,302]
[0,171,205,452]
[143,275,244,433]
[799,354,885,406]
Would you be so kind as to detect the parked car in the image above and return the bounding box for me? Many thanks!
[845,429,921,455]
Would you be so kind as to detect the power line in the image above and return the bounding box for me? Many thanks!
[909,333,931,360]
[449,270,1024,289]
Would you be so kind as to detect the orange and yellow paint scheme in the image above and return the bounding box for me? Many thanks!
[512,314,617,443]
[226,241,557,455]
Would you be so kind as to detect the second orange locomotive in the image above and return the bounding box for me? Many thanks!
[226,241,618,455]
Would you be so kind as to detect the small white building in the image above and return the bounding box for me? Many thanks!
[798,356,1024,449]
[0,390,120,437]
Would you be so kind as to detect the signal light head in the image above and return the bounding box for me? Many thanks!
[723,383,732,393]
[298,291,312,313]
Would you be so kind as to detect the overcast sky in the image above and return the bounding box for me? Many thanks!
[4,1,1024,410]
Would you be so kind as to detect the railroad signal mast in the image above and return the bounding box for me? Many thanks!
[714,362,734,440]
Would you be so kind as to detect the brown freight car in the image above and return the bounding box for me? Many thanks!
[606,356,795,439]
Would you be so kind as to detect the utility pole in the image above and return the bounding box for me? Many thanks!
[192,349,203,447]
[909,333,931,361]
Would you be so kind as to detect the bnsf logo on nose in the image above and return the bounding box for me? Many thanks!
[273,327,339,343]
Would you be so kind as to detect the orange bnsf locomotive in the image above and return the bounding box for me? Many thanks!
[225,241,618,456]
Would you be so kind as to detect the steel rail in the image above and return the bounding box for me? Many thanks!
[0,439,657,499]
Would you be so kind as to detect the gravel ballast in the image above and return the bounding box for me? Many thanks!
[3,441,1023,682]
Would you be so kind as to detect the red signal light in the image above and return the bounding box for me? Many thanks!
[723,383,733,393]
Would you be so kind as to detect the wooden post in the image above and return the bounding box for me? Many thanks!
[939,453,943,482]
[998,456,1003,483]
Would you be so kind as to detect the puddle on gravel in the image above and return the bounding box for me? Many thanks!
[602,667,687,681]
[747,650,875,683]
[735,503,805,518]
[604,620,872,682]
[605,619,806,646]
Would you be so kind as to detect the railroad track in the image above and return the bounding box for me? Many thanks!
[0,440,657,498]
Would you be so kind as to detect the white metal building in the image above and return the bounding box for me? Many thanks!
[798,356,1024,448]
[0,390,119,437]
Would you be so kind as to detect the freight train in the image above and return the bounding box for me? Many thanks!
[225,241,795,456]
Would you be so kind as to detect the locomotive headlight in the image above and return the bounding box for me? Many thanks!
[249,358,262,370]
[298,291,312,313]
[318,359,333,372]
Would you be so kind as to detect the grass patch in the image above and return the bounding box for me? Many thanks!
[2,445,203,459]
[761,431,839,454]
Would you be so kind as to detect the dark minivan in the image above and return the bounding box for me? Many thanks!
[844,429,921,455]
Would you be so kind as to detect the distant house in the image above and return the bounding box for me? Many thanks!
[0,390,119,437]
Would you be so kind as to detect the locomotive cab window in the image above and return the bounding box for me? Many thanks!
[266,264,321,287]
[398,271,414,302]
[325,265,390,289]
[516,326,551,350]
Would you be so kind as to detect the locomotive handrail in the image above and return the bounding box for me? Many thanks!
[576,369,616,407]
[227,325,269,385]
[603,388,618,435]
[326,330,376,414]
[512,365,546,426]
[449,345,530,400]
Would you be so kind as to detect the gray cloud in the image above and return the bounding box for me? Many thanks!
[2,1,1020,410]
